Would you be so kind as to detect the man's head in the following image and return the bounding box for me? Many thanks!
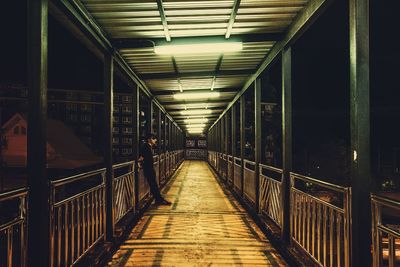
[146,133,157,146]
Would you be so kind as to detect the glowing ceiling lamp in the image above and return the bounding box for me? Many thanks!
[184,118,208,124]
[181,109,212,116]
[174,92,220,100]
[187,130,204,134]
[185,124,206,128]
[185,103,208,109]
[154,42,242,55]
[187,127,204,131]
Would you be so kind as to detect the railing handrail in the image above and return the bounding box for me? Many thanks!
[51,168,106,187]
[259,163,283,174]
[371,193,400,210]
[377,224,400,239]
[0,217,25,232]
[290,172,348,193]
[114,170,135,181]
[243,159,255,165]
[233,156,242,161]
[112,160,134,170]
[292,187,344,213]
[0,187,29,201]
[53,183,105,207]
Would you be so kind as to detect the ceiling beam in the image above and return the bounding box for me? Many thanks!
[225,0,241,39]
[153,88,238,96]
[156,0,171,42]
[141,69,252,80]
[159,99,231,105]
[113,33,283,49]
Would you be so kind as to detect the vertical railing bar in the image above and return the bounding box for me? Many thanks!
[71,200,75,264]
[86,194,90,246]
[312,200,316,257]
[82,195,86,252]
[293,191,297,241]
[337,211,342,267]
[323,205,327,267]
[317,202,321,262]
[307,196,311,252]
[20,195,27,267]
[7,227,13,267]
[94,190,98,242]
[77,197,81,259]
[64,203,69,267]
[344,188,350,267]
[302,194,306,247]
[329,207,334,267]
[57,207,61,267]
[388,235,395,267]
[91,192,95,242]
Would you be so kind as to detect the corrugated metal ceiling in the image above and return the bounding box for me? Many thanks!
[80,0,310,131]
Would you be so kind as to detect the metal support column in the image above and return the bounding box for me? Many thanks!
[231,106,236,188]
[240,95,245,196]
[158,107,162,155]
[150,100,154,134]
[134,85,140,211]
[255,79,262,213]
[104,53,114,241]
[349,0,370,265]
[27,0,50,265]
[281,47,292,243]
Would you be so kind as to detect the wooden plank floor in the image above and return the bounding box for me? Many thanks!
[107,161,288,267]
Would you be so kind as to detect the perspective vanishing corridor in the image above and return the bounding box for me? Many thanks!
[107,161,287,266]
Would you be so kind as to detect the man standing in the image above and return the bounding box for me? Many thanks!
[139,133,171,205]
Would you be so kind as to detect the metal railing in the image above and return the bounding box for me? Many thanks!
[243,159,256,204]
[165,152,170,177]
[221,154,227,179]
[112,161,135,224]
[371,194,400,267]
[227,155,233,184]
[290,173,351,267]
[153,155,160,185]
[233,157,242,193]
[159,153,165,183]
[50,168,106,267]
[259,164,282,227]
[0,188,28,267]
[137,167,150,205]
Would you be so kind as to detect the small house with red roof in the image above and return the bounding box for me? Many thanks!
[1,113,102,169]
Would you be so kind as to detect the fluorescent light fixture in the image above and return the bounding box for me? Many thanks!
[185,103,208,109]
[181,109,212,116]
[184,118,208,124]
[185,124,206,128]
[187,130,203,134]
[174,92,220,100]
[187,127,204,131]
[154,42,242,55]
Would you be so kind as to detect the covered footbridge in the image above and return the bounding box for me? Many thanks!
[0,0,398,266]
